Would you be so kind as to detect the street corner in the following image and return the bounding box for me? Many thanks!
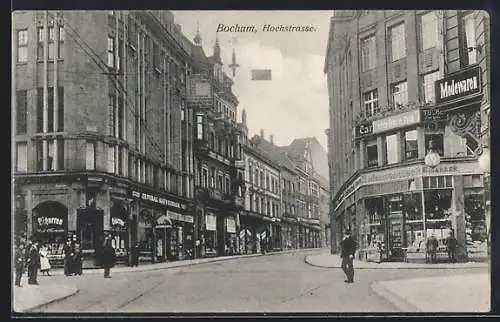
[13,283,80,313]
[303,253,341,268]
[369,273,491,313]
[369,281,421,312]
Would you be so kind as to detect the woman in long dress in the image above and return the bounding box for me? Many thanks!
[39,244,52,276]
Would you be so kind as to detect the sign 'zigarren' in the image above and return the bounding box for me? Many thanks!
[439,76,479,99]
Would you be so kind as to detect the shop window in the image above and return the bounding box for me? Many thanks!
[363,89,379,117]
[420,11,439,51]
[403,192,423,221]
[464,192,487,243]
[425,134,444,156]
[385,134,399,165]
[367,144,378,167]
[389,22,406,62]
[405,130,418,160]
[424,189,452,221]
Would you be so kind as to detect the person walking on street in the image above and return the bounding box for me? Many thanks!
[39,244,52,276]
[63,240,73,276]
[73,243,83,275]
[426,234,438,264]
[15,242,25,287]
[340,230,356,283]
[27,241,40,285]
[102,235,116,278]
[446,231,458,263]
[131,242,140,267]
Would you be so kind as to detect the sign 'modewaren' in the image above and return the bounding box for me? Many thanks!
[435,66,482,106]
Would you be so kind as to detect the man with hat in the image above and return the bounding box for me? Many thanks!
[340,227,356,283]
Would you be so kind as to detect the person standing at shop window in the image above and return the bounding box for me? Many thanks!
[340,230,356,283]
[63,240,73,276]
[102,235,116,278]
[426,234,439,264]
[39,244,52,276]
[446,231,458,263]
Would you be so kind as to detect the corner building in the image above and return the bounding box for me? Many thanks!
[325,10,490,262]
[12,10,196,266]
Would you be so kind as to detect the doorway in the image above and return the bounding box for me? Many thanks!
[77,208,104,264]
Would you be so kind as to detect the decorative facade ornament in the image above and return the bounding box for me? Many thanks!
[449,111,480,138]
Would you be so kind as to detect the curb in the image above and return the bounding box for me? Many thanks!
[303,255,489,270]
[369,282,421,312]
[50,248,323,276]
[17,288,81,313]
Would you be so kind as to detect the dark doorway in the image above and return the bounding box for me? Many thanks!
[77,208,104,264]
[217,215,225,256]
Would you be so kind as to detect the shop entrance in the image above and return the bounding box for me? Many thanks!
[77,208,104,261]
[216,215,225,256]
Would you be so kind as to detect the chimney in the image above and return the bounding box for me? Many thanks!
[260,129,264,138]
[269,135,274,144]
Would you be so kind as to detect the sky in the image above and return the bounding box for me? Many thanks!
[172,11,333,150]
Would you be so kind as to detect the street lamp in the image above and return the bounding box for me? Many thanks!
[424,140,441,168]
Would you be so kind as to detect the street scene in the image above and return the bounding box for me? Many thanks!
[12,9,491,314]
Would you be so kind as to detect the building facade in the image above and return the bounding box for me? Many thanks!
[325,10,490,262]
[188,30,246,258]
[12,10,197,266]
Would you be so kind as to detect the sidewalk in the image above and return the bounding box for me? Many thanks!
[13,248,319,312]
[370,273,490,312]
[305,253,489,269]
[12,283,79,313]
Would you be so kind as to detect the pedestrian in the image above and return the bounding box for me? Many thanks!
[340,230,356,283]
[102,235,116,278]
[73,243,83,275]
[63,240,73,276]
[446,231,457,263]
[131,242,140,267]
[27,241,40,285]
[15,242,25,287]
[39,244,52,276]
[426,234,438,263]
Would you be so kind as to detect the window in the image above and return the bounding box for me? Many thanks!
[225,177,230,194]
[360,35,376,72]
[266,175,270,190]
[363,89,379,117]
[422,71,441,104]
[367,143,378,167]
[107,36,121,70]
[16,91,28,134]
[425,134,444,156]
[16,142,28,172]
[217,174,223,191]
[260,171,264,188]
[202,168,208,188]
[108,145,116,173]
[17,30,28,62]
[86,141,96,170]
[405,130,418,160]
[391,81,408,108]
[420,11,439,50]
[385,134,399,164]
[210,167,215,188]
[37,26,64,60]
[460,13,477,66]
[389,23,406,62]
[196,114,204,140]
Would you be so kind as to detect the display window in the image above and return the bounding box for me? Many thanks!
[32,201,68,260]
[110,201,129,258]
[464,190,487,257]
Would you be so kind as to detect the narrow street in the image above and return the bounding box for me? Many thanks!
[34,250,486,313]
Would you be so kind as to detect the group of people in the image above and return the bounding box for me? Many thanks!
[63,240,83,276]
[426,231,457,264]
[14,239,52,287]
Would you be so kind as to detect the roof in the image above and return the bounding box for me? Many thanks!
[285,137,322,159]
[250,135,297,173]
[313,172,330,190]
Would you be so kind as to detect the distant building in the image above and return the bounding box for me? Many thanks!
[324,10,490,261]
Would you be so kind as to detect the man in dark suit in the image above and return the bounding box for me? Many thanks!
[340,230,356,283]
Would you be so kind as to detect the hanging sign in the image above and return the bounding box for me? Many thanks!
[435,66,482,106]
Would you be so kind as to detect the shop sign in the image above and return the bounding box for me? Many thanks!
[205,213,217,231]
[372,109,420,134]
[35,216,66,233]
[421,108,447,122]
[226,217,236,233]
[423,165,458,175]
[167,210,194,223]
[111,217,126,227]
[130,190,186,210]
[435,66,482,106]
[355,122,374,138]
[156,215,172,228]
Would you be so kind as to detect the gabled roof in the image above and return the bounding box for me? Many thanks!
[250,135,297,173]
